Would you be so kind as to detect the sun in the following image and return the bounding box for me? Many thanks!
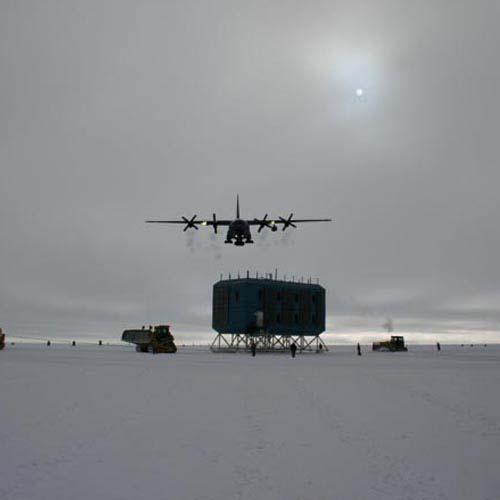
[356,88,364,97]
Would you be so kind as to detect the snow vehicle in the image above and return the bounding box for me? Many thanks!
[372,336,408,352]
[0,329,5,350]
[122,325,177,354]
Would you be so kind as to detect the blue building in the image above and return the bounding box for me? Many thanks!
[211,276,327,352]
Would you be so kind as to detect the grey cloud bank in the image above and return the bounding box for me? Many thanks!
[1,1,499,343]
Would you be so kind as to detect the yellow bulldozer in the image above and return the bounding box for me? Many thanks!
[372,335,408,352]
[122,325,177,354]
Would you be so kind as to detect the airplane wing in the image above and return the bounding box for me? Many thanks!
[248,214,332,231]
[145,215,231,232]
[247,218,332,224]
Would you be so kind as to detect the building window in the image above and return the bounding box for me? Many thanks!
[276,314,281,323]
[258,290,263,301]
[294,313,299,323]
[235,291,239,302]
[277,291,281,301]
[294,293,299,303]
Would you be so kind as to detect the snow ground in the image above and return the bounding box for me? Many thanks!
[1,344,499,500]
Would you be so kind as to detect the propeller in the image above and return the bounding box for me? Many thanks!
[254,214,277,233]
[279,213,297,231]
[182,215,199,231]
[212,213,218,234]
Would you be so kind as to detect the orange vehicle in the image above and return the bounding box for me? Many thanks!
[0,328,5,350]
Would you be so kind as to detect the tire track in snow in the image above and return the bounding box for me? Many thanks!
[290,374,447,500]
[230,369,286,500]
[392,379,500,438]
[1,359,175,500]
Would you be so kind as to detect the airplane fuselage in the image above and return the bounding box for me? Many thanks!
[225,219,253,246]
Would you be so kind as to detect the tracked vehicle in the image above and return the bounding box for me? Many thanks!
[0,328,5,350]
[372,335,408,352]
[122,325,177,354]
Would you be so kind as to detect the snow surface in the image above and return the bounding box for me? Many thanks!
[1,344,499,500]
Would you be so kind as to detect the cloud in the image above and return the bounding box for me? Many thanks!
[1,1,499,343]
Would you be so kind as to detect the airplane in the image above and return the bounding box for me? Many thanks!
[146,195,332,246]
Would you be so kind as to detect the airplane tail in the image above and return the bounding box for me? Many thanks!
[236,194,240,218]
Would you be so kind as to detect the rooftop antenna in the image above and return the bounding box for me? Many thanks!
[292,275,295,282]
[238,271,240,279]
[236,194,240,219]
[246,270,249,279]
[256,271,259,278]
[229,272,232,280]
[275,268,278,280]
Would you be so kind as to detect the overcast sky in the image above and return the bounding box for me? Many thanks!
[1,1,499,344]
